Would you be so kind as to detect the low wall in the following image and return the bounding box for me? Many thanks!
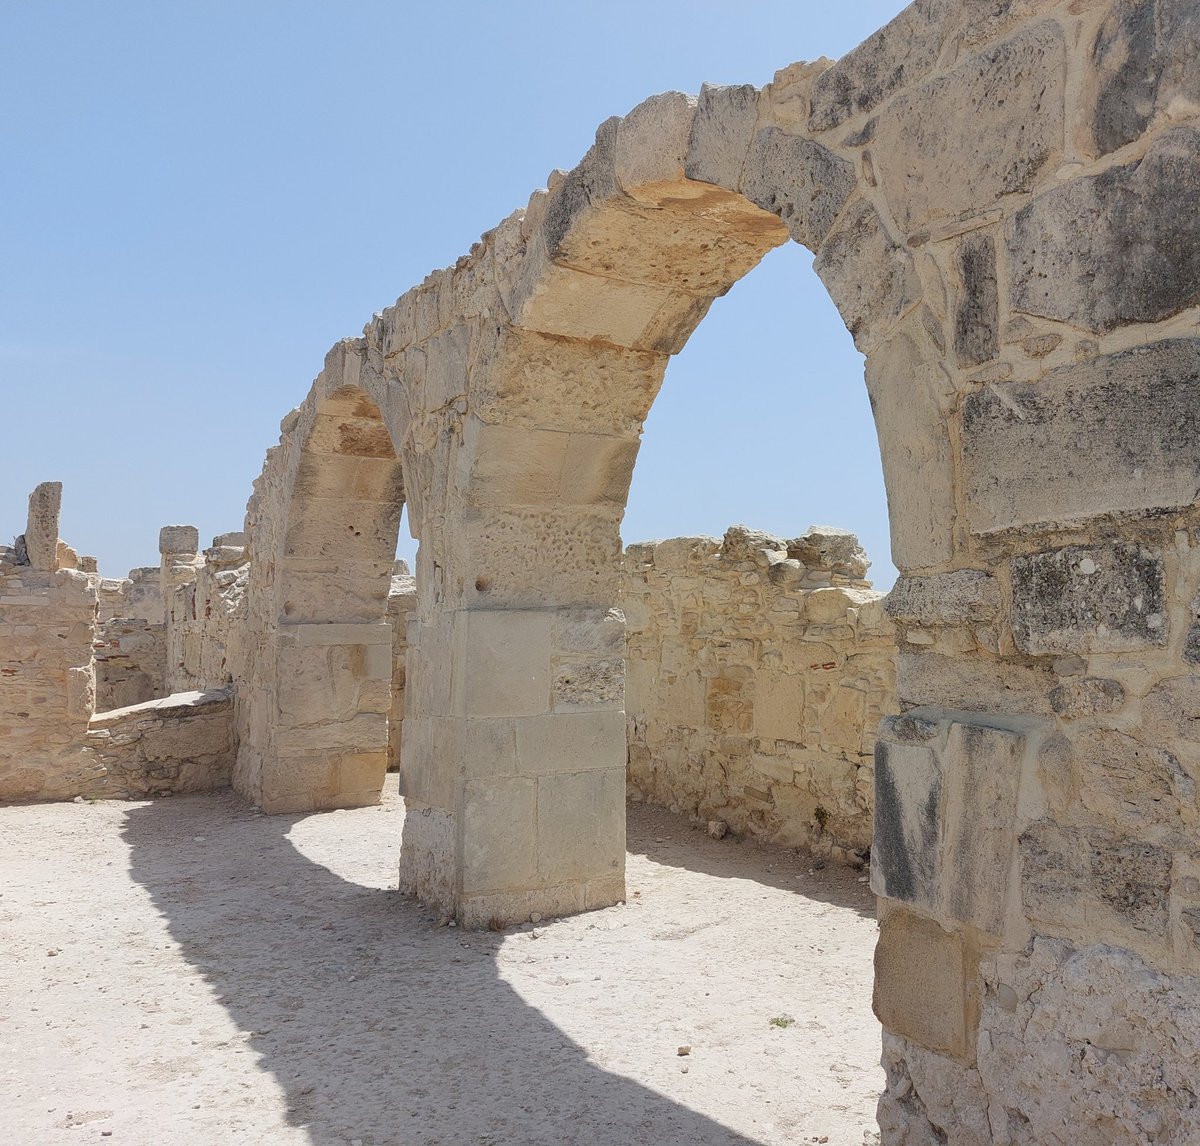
[624,526,896,857]
[84,689,236,797]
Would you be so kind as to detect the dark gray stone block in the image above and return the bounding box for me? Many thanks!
[954,231,998,367]
[962,339,1200,534]
[1007,128,1200,333]
[1011,544,1166,656]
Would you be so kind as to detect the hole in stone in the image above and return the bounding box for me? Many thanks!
[475,576,492,594]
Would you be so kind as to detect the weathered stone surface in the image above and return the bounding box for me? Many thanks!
[898,650,1056,715]
[684,82,759,190]
[953,231,998,367]
[885,570,1000,626]
[1021,822,1172,938]
[872,21,1065,234]
[979,938,1200,1144]
[1048,676,1125,719]
[158,524,199,556]
[873,909,973,1059]
[863,323,955,570]
[1070,727,1193,836]
[872,735,940,910]
[24,482,62,572]
[963,341,1200,534]
[940,721,1023,934]
[808,1,949,132]
[878,1032,991,1146]
[1007,130,1200,332]
[1086,0,1200,157]
[1011,544,1166,656]
[814,199,919,350]
[741,128,855,249]
[1143,674,1200,743]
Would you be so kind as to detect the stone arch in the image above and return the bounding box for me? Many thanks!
[233,339,408,813]
[359,4,1200,1138]
[264,3,1200,1136]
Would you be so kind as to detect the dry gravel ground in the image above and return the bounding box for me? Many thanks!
[1,775,882,1146]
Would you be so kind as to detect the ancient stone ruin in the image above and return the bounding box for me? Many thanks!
[5,0,1200,1140]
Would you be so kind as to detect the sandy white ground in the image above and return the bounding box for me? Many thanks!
[1,776,882,1145]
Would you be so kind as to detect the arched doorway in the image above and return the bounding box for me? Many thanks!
[234,339,406,814]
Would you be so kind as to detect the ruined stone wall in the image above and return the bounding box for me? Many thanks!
[624,525,894,858]
[94,568,166,712]
[84,689,235,798]
[0,553,100,799]
[162,528,249,695]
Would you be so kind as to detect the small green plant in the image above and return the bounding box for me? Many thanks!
[769,1014,796,1029]
[814,805,830,833]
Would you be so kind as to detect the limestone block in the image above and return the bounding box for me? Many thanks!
[1007,130,1200,333]
[1084,0,1200,157]
[741,128,855,250]
[807,3,946,132]
[1010,543,1166,656]
[535,767,625,883]
[788,526,870,578]
[871,21,1065,236]
[885,570,1001,626]
[878,1032,992,1146]
[476,327,669,437]
[863,329,955,572]
[1048,676,1125,719]
[1021,822,1171,939]
[1070,727,1192,835]
[872,734,941,911]
[978,938,1200,1145]
[899,650,1055,715]
[963,341,1200,534]
[274,712,387,753]
[458,776,539,894]
[939,721,1023,935]
[551,606,624,656]
[158,525,199,556]
[454,505,622,610]
[613,91,696,200]
[754,670,804,742]
[953,231,998,368]
[551,657,623,712]
[685,82,760,190]
[459,609,551,718]
[813,199,919,351]
[459,418,640,509]
[25,482,62,571]
[515,710,626,777]
[1143,674,1200,743]
[873,908,974,1060]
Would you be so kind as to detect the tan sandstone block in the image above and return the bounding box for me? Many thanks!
[874,906,977,1060]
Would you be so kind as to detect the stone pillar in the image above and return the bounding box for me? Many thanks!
[159,525,201,693]
[24,482,62,571]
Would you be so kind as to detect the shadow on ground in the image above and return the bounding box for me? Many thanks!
[122,794,769,1146]
[626,801,876,921]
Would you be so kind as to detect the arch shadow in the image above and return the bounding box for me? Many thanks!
[121,791,772,1146]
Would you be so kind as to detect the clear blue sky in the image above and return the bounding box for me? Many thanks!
[2,1,908,588]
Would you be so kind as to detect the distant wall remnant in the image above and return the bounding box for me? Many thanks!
[624,526,894,858]
[94,568,166,711]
